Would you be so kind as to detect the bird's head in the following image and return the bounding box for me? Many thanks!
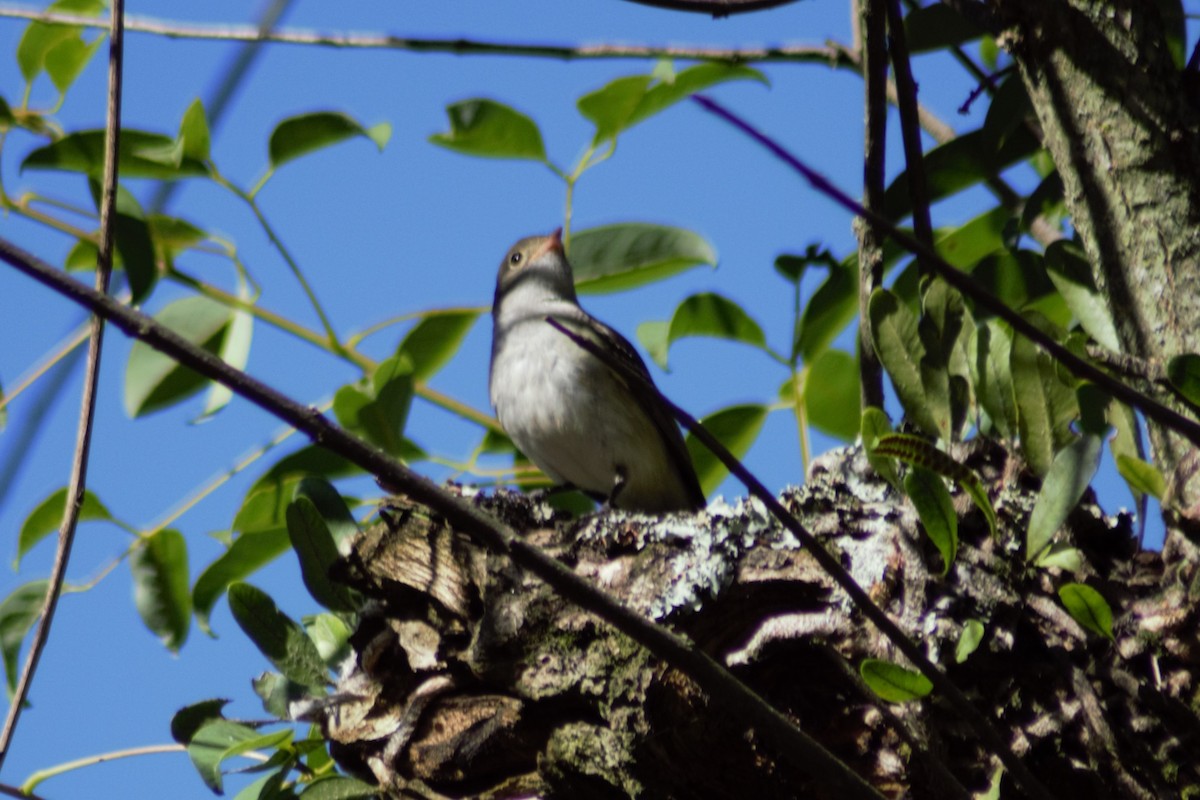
[493,228,577,312]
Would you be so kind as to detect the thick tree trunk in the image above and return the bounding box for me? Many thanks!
[313,443,1199,798]
[981,0,1200,516]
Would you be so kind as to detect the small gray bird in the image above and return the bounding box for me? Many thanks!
[489,228,705,513]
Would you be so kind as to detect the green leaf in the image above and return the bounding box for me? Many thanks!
[333,357,414,458]
[872,433,996,537]
[17,8,83,82]
[252,672,306,720]
[227,583,328,690]
[429,99,545,161]
[125,295,235,417]
[253,446,361,491]
[148,214,208,265]
[179,98,212,162]
[397,311,480,381]
[286,496,357,612]
[804,349,861,442]
[579,63,766,144]
[861,407,900,489]
[685,404,767,497]
[171,698,230,744]
[933,207,1010,271]
[796,257,857,362]
[869,288,948,439]
[883,126,1041,222]
[1115,454,1164,501]
[17,487,112,569]
[1044,241,1119,351]
[970,320,1018,440]
[1166,353,1200,407]
[193,529,291,636]
[44,34,102,94]
[1154,0,1186,68]
[130,529,191,652]
[639,292,766,370]
[919,279,974,440]
[570,223,716,294]
[233,770,290,800]
[904,3,985,53]
[200,279,254,420]
[1036,544,1083,572]
[1026,434,1103,561]
[1021,171,1066,234]
[955,620,984,663]
[1058,582,1114,640]
[0,580,49,695]
[299,775,379,799]
[113,211,159,303]
[23,129,210,179]
[1010,313,1078,475]
[904,467,957,576]
[305,613,352,665]
[269,111,389,169]
[187,718,291,794]
[859,658,933,702]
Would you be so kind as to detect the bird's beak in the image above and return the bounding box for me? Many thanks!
[532,228,565,262]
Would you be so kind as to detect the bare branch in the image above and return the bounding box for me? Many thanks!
[856,0,887,409]
[884,0,934,258]
[621,0,802,15]
[0,0,125,771]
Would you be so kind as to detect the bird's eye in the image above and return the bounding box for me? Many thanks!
[509,252,522,266]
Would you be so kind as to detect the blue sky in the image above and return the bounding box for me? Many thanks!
[0,1,1164,797]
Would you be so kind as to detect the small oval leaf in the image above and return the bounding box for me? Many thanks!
[397,310,481,382]
[904,467,957,575]
[130,529,191,652]
[269,111,389,169]
[429,99,545,161]
[570,223,716,294]
[1115,454,1165,501]
[955,619,985,663]
[1026,434,1103,561]
[860,658,933,702]
[17,487,112,568]
[1058,582,1114,640]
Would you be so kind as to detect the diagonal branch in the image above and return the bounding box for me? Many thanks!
[0,236,885,800]
[0,0,125,771]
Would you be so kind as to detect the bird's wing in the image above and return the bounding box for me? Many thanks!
[547,311,706,510]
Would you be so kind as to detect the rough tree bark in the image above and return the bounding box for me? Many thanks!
[309,442,1199,798]
[969,0,1200,519]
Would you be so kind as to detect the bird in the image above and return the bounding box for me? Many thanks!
[488,228,706,513]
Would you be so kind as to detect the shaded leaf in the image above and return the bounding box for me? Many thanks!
[684,404,767,497]
[796,257,857,362]
[193,529,291,637]
[125,295,235,417]
[1166,353,1200,407]
[904,467,957,575]
[130,529,191,652]
[429,99,545,161]
[228,583,328,690]
[333,357,414,458]
[1026,434,1103,560]
[804,349,860,442]
[970,320,1018,439]
[397,311,481,381]
[955,620,984,663]
[873,433,996,537]
[23,129,210,179]
[254,446,362,490]
[187,718,291,794]
[904,3,984,52]
[860,658,932,702]
[869,288,947,439]
[1010,314,1078,475]
[299,775,379,799]
[17,487,112,569]
[269,111,389,169]
[0,580,49,695]
[1058,582,1114,640]
[1044,241,1119,351]
[171,698,230,744]
[571,223,716,294]
[253,672,307,720]
[287,497,358,612]
[861,407,900,489]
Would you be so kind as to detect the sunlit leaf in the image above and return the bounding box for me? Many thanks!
[179,98,212,162]
[869,288,948,439]
[269,111,389,169]
[860,658,932,702]
[199,278,254,420]
[333,357,414,458]
[397,311,481,381]
[570,223,715,294]
[804,349,860,442]
[17,487,113,569]
[685,404,767,497]
[23,129,210,179]
[1044,241,1120,351]
[1115,455,1164,501]
[796,257,857,362]
[905,467,957,575]
[193,530,291,637]
[429,99,545,161]
[44,34,102,94]
[861,407,900,489]
[125,295,235,417]
[639,292,766,370]
[130,529,191,652]
[1036,544,1083,571]
[228,583,328,690]
[1058,582,1114,640]
[970,320,1018,440]
[955,620,984,663]
[187,718,291,794]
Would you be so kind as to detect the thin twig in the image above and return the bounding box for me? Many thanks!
[0,235,885,799]
[20,743,184,794]
[0,6,852,64]
[0,0,124,771]
[689,94,1200,445]
[548,317,999,800]
[856,0,887,410]
[883,0,934,258]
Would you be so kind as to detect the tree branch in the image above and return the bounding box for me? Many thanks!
[0,236,884,800]
[856,0,887,410]
[883,0,934,260]
[0,0,124,770]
